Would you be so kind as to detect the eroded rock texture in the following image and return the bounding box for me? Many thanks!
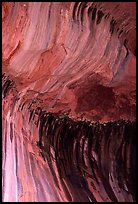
[2,2,136,202]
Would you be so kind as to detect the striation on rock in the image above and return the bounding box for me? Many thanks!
[2,2,136,122]
[2,2,136,202]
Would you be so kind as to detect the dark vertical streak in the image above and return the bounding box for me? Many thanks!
[92,7,97,21]
[10,122,13,142]
[97,10,104,24]
[31,107,136,201]
[110,19,116,35]
[72,2,79,21]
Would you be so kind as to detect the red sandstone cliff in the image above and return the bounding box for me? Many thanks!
[2,2,136,202]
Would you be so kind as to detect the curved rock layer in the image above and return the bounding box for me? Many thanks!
[2,2,136,202]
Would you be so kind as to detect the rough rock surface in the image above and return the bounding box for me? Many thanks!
[2,2,136,202]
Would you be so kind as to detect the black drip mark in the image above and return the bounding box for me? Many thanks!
[88,6,92,17]
[76,2,83,21]
[35,107,42,115]
[102,176,118,202]
[2,73,6,78]
[32,108,136,201]
[72,2,79,21]
[48,2,52,22]
[28,102,33,110]
[38,112,46,148]
[10,122,13,142]
[105,13,110,19]
[92,7,97,21]
[40,151,46,161]
[97,10,104,24]
[80,2,87,24]
[29,109,34,123]
[110,19,116,35]
[124,39,129,58]
[2,79,13,98]
[88,6,93,31]
[117,27,119,32]
[10,95,19,117]
[21,102,25,111]
[118,29,123,37]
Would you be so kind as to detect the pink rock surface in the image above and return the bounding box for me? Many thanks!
[2,2,136,122]
[2,2,136,202]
